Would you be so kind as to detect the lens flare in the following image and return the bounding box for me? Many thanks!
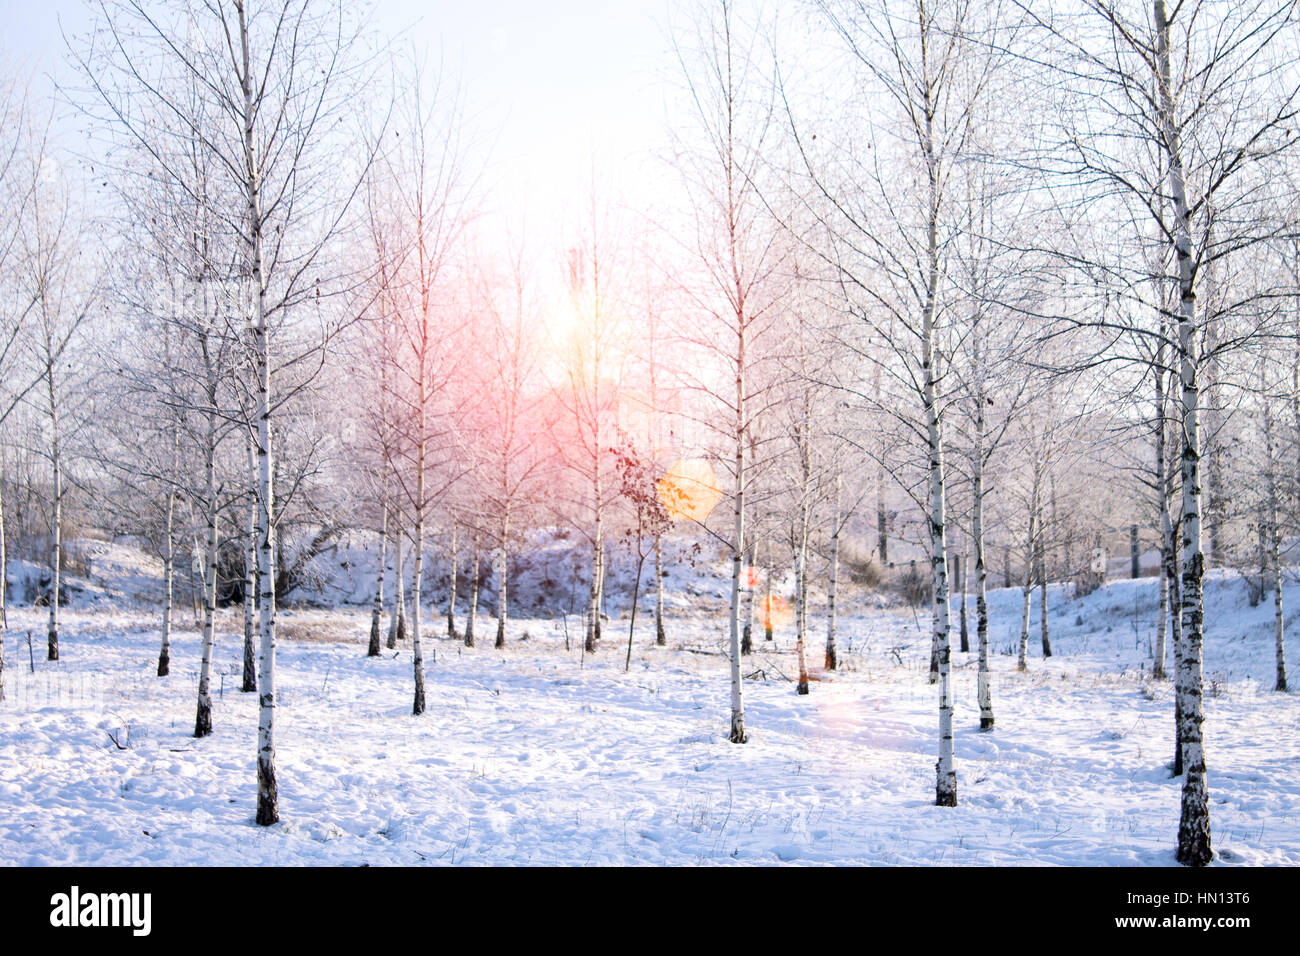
[657,458,722,522]
[761,595,792,631]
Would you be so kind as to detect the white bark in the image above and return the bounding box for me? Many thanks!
[446,524,458,641]
[654,535,666,647]
[368,505,387,657]
[1153,342,1170,680]
[193,376,219,738]
[234,0,279,828]
[465,545,479,648]
[158,487,175,678]
[1156,0,1211,867]
[1264,379,1288,692]
[728,317,747,743]
[973,417,993,730]
[389,526,405,648]
[495,515,509,649]
[45,364,61,662]
[241,442,256,693]
[826,474,841,671]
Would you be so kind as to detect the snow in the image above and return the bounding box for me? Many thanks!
[0,550,1297,866]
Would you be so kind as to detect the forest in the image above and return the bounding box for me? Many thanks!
[1,0,1298,870]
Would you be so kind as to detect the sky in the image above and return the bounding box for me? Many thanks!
[0,0,680,233]
[1,0,691,362]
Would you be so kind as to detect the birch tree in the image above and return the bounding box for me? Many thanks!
[77,0,384,825]
[0,75,49,694]
[792,0,1019,805]
[671,0,789,743]
[1023,0,1300,865]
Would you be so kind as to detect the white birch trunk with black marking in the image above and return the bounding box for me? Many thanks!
[158,489,175,678]
[741,540,754,657]
[446,525,458,641]
[654,535,666,647]
[795,511,810,696]
[1156,0,1210,867]
[1265,389,1288,692]
[763,557,773,644]
[728,323,747,744]
[1153,345,1169,680]
[496,515,509,649]
[585,501,604,654]
[1018,508,1034,673]
[921,107,955,803]
[465,546,479,648]
[1038,502,1051,658]
[411,413,427,716]
[368,505,387,658]
[389,528,405,648]
[241,443,256,693]
[826,475,841,671]
[194,398,219,738]
[236,0,278,827]
[958,551,969,654]
[974,451,993,730]
[0,481,6,636]
[0,482,5,702]
[46,369,61,662]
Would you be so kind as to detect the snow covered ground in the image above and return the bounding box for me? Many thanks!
[0,556,1297,866]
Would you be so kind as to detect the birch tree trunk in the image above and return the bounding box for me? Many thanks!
[929,595,940,685]
[465,546,479,648]
[194,391,219,738]
[495,514,509,649]
[1156,0,1211,867]
[0,484,5,702]
[1272,521,1288,693]
[46,367,61,662]
[826,475,841,671]
[368,505,387,657]
[876,451,888,563]
[1170,514,1184,774]
[921,89,956,805]
[1018,504,1035,672]
[741,539,754,657]
[926,328,955,806]
[654,534,666,646]
[795,536,810,696]
[974,430,993,730]
[0,481,7,633]
[728,314,747,744]
[158,489,175,678]
[1038,502,1051,658]
[764,554,773,644]
[958,551,969,654]
[585,503,604,654]
[1153,348,1169,680]
[389,527,405,648]
[242,443,256,693]
[446,524,458,641]
[235,0,279,827]
[1265,390,1288,692]
[410,388,427,715]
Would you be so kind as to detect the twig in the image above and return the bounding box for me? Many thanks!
[760,657,793,682]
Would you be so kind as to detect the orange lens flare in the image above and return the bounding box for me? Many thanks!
[761,595,792,631]
[657,459,722,522]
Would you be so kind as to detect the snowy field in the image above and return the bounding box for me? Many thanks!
[1,555,1297,867]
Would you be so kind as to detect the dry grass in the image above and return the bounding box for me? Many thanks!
[209,608,371,645]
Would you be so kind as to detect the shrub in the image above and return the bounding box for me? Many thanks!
[897,562,933,607]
